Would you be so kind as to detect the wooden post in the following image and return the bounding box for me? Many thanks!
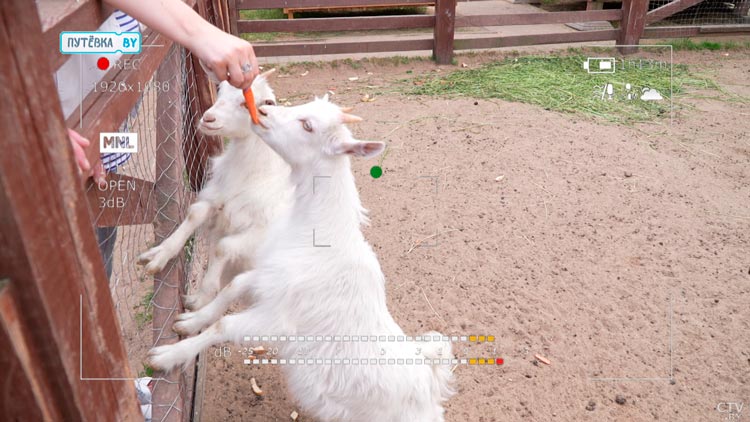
[617,0,649,54]
[227,0,239,35]
[183,52,223,192]
[151,44,188,422]
[0,1,140,420]
[433,0,457,64]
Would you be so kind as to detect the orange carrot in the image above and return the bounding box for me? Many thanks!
[243,88,260,125]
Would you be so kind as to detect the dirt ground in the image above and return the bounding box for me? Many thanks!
[196,47,750,421]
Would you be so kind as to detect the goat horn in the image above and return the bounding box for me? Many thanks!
[260,68,277,78]
[341,113,363,124]
[340,106,354,113]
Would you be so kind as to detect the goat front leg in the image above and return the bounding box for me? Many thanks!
[183,228,261,311]
[138,201,213,274]
[148,308,271,373]
[175,269,259,336]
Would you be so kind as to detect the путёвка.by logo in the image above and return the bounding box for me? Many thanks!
[100,132,137,153]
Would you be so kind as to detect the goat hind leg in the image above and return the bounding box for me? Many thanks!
[149,309,269,372]
[184,229,260,311]
[175,270,259,336]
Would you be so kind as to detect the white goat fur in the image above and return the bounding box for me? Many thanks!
[148,97,455,421]
[138,75,292,310]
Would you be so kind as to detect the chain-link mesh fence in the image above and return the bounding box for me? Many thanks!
[84,44,214,422]
[647,0,750,27]
[642,0,750,40]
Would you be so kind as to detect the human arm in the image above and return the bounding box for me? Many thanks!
[104,0,258,89]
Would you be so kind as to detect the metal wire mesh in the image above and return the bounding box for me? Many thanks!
[84,45,212,422]
[647,0,750,27]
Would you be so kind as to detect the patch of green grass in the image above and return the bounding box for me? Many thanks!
[239,9,286,20]
[133,289,154,329]
[184,235,195,264]
[661,38,750,51]
[137,363,154,378]
[409,55,726,124]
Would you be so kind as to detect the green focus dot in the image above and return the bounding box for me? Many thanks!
[370,166,383,179]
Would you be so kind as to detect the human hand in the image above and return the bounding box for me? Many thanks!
[191,26,258,90]
[68,129,107,188]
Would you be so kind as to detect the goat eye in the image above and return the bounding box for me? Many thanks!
[301,120,313,132]
[264,99,276,106]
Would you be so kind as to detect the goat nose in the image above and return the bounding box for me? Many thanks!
[203,113,216,123]
[259,106,268,117]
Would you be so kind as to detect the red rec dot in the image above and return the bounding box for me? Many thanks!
[496,358,504,365]
[97,57,110,70]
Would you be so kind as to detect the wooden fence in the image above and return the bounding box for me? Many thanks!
[1,0,228,420]
[232,0,750,63]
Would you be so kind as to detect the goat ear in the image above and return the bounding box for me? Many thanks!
[322,93,330,102]
[334,140,385,158]
[259,68,276,79]
[340,113,363,124]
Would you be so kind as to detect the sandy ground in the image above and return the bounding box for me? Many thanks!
[189,48,750,421]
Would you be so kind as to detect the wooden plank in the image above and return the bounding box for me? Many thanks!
[434,0,457,64]
[191,350,210,421]
[39,0,106,72]
[0,280,58,421]
[0,1,141,420]
[642,26,700,37]
[455,10,621,27]
[617,0,649,54]
[239,14,434,32]
[237,0,437,9]
[86,174,157,227]
[151,44,188,422]
[645,0,706,24]
[284,2,434,11]
[453,29,619,50]
[65,29,173,182]
[254,38,433,56]
[699,24,750,33]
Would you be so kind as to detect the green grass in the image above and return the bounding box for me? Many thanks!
[184,234,195,264]
[137,363,154,378]
[408,55,728,124]
[239,9,286,20]
[133,289,154,329]
[658,38,750,51]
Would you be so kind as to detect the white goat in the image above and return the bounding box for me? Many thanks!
[148,96,455,421]
[138,72,292,310]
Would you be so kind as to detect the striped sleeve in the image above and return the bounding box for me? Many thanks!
[114,10,140,32]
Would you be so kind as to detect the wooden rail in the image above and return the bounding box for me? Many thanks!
[239,14,434,32]
[233,0,749,62]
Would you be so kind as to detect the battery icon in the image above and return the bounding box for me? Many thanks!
[583,57,616,74]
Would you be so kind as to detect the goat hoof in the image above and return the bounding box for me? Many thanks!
[138,246,171,274]
[173,312,203,336]
[137,247,160,264]
[147,345,178,372]
[183,293,211,311]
